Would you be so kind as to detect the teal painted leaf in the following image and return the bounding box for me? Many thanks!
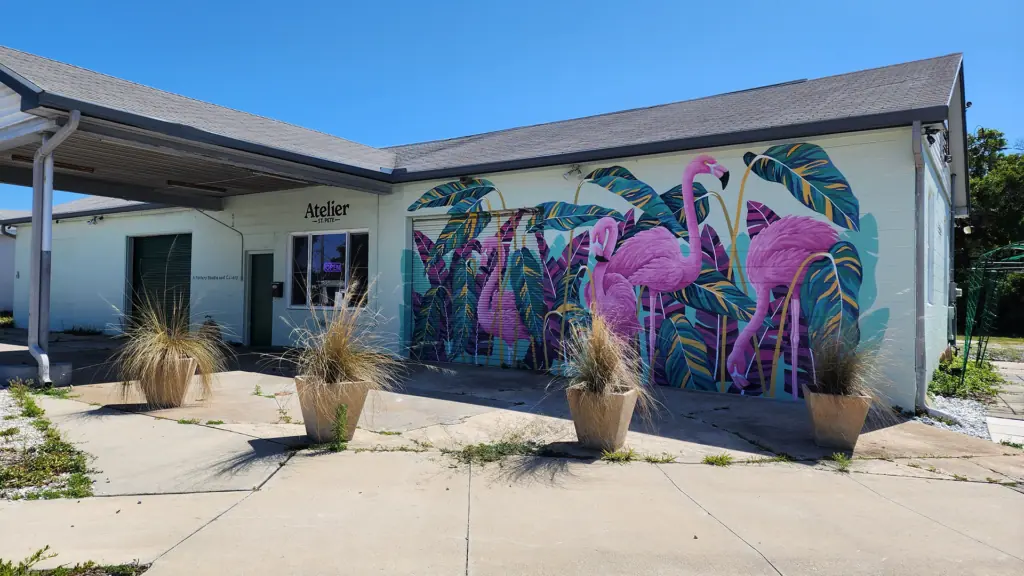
[743,143,859,230]
[800,241,863,348]
[655,311,716,391]
[583,166,686,236]
[430,212,492,267]
[450,256,479,356]
[668,263,762,324]
[407,178,497,214]
[661,182,711,235]
[510,248,546,343]
[527,202,623,232]
[413,286,450,351]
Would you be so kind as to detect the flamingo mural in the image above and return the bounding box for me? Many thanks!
[406,141,874,400]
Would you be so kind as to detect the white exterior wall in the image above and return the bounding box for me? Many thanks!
[13,126,939,410]
[922,127,954,380]
[0,235,15,312]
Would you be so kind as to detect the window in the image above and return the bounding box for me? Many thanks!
[290,231,369,307]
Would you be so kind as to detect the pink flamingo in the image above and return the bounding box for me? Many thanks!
[725,216,837,398]
[585,217,641,340]
[604,154,731,365]
[479,235,529,365]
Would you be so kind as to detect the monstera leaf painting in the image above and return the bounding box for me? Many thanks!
[655,311,715,391]
[800,241,864,348]
[743,143,859,231]
[413,285,451,361]
[668,265,760,324]
[690,225,738,384]
[583,166,686,237]
[746,201,782,239]
[662,182,712,230]
[527,202,623,232]
[407,177,498,214]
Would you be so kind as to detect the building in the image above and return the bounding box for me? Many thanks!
[0,46,969,412]
[0,209,25,312]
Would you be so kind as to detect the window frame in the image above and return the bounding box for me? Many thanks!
[287,228,369,309]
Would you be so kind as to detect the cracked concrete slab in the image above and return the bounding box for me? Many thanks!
[469,458,777,575]
[143,452,468,576]
[661,464,1024,575]
[39,396,290,496]
[0,492,248,569]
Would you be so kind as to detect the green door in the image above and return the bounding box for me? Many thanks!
[248,254,274,347]
[131,234,192,325]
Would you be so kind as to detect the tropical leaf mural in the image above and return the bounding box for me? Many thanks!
[669,264,760,323]
[412,285,450,361]
[662,182,711,231]
[746,200,782,239]
[431,212,492,267]
[527,202,623,232]
[407,177,497,214]
[800,241,864,348]
[743,143,859,230]
[413,231,445,286]
[510,247,546,343]
[583,166,686,236]
[450,255,479,358]
[692,225,738,383]
[655,311,715,391]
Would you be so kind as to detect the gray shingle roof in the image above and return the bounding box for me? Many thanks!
[387,54,963,174]
[1,47,962,185]
[0,196,155,225]
[0,46,397,173]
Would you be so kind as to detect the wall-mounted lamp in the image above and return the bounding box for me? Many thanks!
[86,215,104,226]
[963,225,972,235]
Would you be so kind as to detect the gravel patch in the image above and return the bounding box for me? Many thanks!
[915,395,991,440]
[1,388,54,499]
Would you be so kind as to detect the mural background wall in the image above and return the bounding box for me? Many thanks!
[391,128,915,406]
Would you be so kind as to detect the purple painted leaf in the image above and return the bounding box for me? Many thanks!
[700,224,730,276]
[742,295,812,398]
[497,209,527,244]
[746,201,781,239]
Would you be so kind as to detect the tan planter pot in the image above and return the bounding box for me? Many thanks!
[140,357,198,409]
[566,387,638,451]
[802,384,871,450]
[295,376,370,443]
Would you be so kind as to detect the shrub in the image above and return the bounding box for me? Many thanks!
[807,337,880,397]
[929,354,1003,400]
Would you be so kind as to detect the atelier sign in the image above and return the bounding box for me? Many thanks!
[304,201,350,224]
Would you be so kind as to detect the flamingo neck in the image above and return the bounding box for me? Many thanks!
[680,162,705,273]
[735,289,771,371]
[483,243,505,299]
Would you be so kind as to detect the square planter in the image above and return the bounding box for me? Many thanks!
[566,387,637,451]
[802,384,871,450]
[295,376,370,443]
[140,357,198,409]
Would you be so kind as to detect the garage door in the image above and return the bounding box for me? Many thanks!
[410,210,540,367]
[130,234,193,324]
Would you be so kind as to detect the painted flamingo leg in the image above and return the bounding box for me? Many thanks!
[790,297,800,399]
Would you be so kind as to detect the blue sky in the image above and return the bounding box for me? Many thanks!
[1,0,1021,211]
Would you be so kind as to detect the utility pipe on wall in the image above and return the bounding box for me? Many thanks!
[28,111,80,384]
[913,121,927,411]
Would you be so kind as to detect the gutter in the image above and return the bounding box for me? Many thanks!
[28,110,80,384]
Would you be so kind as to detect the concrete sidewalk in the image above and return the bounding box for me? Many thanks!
[2,451,1022,575]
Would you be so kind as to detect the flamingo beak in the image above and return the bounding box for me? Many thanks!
[719,170,730,190]
[595,255,608,263]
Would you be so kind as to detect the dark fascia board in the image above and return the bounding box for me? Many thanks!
[0,164,223,212]
[957,62,971,214]
[389,105,951,183]
[0,62,43,101]
[0,202,166,226]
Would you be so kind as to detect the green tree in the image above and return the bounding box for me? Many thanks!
[956,127,1024,335]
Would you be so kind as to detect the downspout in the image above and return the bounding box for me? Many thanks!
[28,110,80,384]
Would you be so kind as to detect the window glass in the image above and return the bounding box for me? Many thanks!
[349,233,370,306]
[311,233,347,307]
[290,235,308,306]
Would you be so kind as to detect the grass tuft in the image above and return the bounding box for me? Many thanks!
[374,430,402,436]
[702,453,734,467]
[205,420,224,426]
[0,427,18,439]
[113,295,229,409]
[952,474,968,481]
[828,452,851,473]
[600,448,637,463]
[329,404,348,453]
[175,418,200,425]
[1000,440,1023,450]
[9,381,44,418]
[0,545,148,575]
[745,454,792,464]
[353,445,426,454]
[642,452,677,464]
[444,438,540,465]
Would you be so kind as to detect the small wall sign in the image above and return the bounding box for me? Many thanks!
[304,201,350,224]
[323,262,343,273]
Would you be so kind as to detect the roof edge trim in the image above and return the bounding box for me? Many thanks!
[0,202,168,226]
